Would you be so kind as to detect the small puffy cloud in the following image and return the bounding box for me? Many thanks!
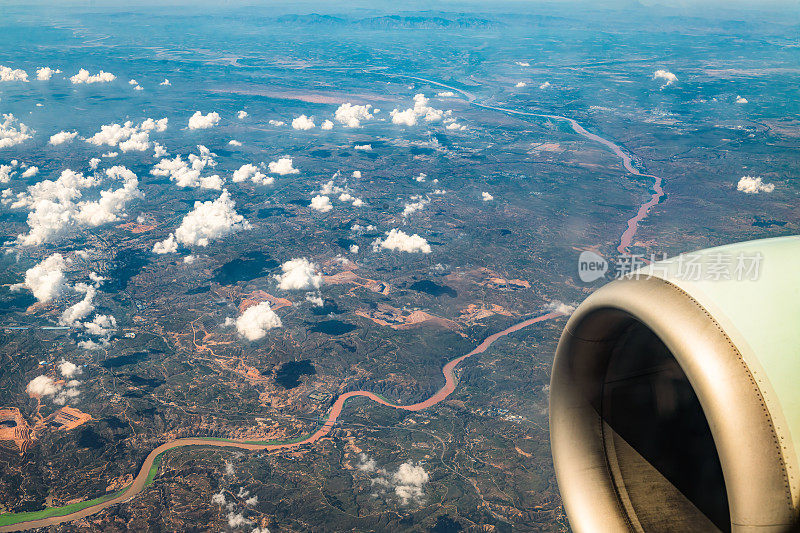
[59,360,82,378]
[446,122,466,131]
[211,491,226,505]
[334,103,373,128]
[268,119,285,126]
[70,69,116,84]
[160,78,170,86]
[235,302,282,341]
[481,191,494,201]
[49,130,79,145]
[546,300,576,315]
[539,81,551,89]
[737,176,774,194]
[152,233,178,254]
[0,114,33,148]
[516,61,530,67]
[305,292,324,306]
[227,512,252,529]
[237,110,248,119]
[244,495,258,506]
[173,189,251,247]
[310,195,332,213]
[515,82,527,88]
[228,139,242,146]
[390,108,417,126]
[354,144,372,151]
[83,314,116,337]
[735,95,748,104]
[391,94,450,126]
[233,163,273,186]
[11,253,67,302]
[27,375,59,397]
[87,118,167,152]
[268,157,299,175]
[653,69,677,88]
[75,166,143,226]
[60,284,96,325]
[89,158,101,170]
[291,114,315,130]
[352,170,362,178]
[151,145,222,189]
[22,166,38,178]
[188,111,220,130]
[402,195,429,217]
[0,66,29,82]
[274,257,322,290]
[372,229,431,254]
[36,67,61,81]
[349,244,359,254]
[393,462,429,505]
[317,120,331,130]
[436,91,455,97]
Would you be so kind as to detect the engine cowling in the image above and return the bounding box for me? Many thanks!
[550,236,800,532]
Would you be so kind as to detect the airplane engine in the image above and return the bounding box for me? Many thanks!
[550,236,800,532]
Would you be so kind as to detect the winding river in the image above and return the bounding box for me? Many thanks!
[0,312,561,531]
[0,76,667,531]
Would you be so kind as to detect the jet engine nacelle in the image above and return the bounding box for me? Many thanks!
[550,236,800,532]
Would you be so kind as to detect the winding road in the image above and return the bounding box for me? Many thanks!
[0,75,667,530]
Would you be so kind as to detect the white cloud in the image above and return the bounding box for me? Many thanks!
[228,140,242,146]
[372,229,431,254]
[268,119,285,126]
[737,176,774,194]
[235,302,282,341]
[0,66,29,82]
[59,360,82,378]
[0,162,16,183]
[160,79,170,86]
[393,462,429,505]
[334,103,373,128]
[268,157,299,175]
[86,118,167,152]
[735,95,748,104]
[292,114,315,130]
[349,244,359,254]
[188,111,221,130]
[352,170,362,178]
[151,145,222,189]
[305,292,324,306]
[49,130,79,145]
[89,158,101,170]
[390,108,417,126]
[515,82,527,88]
[321,119,334,130]
[27,375,59,397]
[516,61,530,67]
[36,67,61,81]
[153,143,167,158]
[482,191,494,201]
[83,314,116,337]
[546,300,576,315]
[0,114,33,148]
[310,195,332,213]
[233,163,274,186]
[653,69,677,88]
[22,166,38,178]
[152,233,178,254]
[172,189,251,247]
[237,110,248,119]
[354,144,372,151]
[445,122,466,131]
[11,253,67,302]
[436,91,455,97]
[390,94,450,126]
[60,284,96,325]
[75,166,142,226]
[227,512,252,529]
[244,495,258,506]
[274,257,322,290]
[211,492,226,505]
[539,81,551,89]
[70,69,116,84]
[402,195,429,217]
